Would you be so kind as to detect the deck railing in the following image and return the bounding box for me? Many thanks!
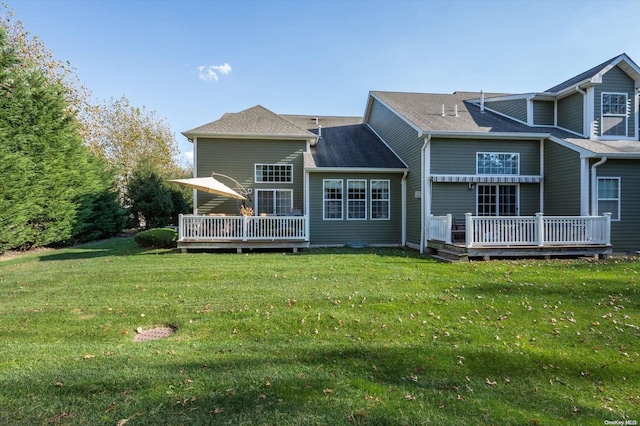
[178,214,308,242]
[429,213,611,247]
[429,214,453,243]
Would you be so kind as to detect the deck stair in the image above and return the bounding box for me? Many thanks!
[428,240,468,263]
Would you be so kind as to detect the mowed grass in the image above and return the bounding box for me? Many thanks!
[0,238,638,425]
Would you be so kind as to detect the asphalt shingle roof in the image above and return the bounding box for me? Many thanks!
[544,55,621,93]
[281,115,362,130]
[308,124,407,169]
[371,91,553,134]
[183,105,316,138]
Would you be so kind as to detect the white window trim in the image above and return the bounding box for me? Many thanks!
[254,163,293,183]
[370,179,390,221]
[476,152,520,175]
[346,179,367,221]
[254,189,294,216]
[600,92,628,138]
[597,177,621,221]
[323,179,343,221]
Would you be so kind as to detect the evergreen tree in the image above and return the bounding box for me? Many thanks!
[0,28,124,252]
[127,165,174,229]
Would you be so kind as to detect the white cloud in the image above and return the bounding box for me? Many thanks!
[198,63,232,81]
[184,150,194,162]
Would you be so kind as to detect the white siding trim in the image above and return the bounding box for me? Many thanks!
[586,86,596,139]
[635,89,639,140]
[580,158,590,215]
[539,139,544,213]
[193,137,198,214]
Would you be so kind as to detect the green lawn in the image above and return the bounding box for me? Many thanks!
[0,238,638,425]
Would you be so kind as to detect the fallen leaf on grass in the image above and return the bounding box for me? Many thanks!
[105,402,116,413]
[485,378,497,386]
[211,407,223,414]
[82,354,95,360]
[50,412,68,423]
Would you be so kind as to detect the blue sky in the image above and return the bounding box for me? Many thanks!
[9,0,640,164]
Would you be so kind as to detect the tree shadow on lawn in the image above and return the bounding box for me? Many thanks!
[163,345,635,424]
[1,343,628,425]
[36,238,170,262]
[460,277,639,307]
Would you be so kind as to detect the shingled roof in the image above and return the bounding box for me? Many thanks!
[183,105,316,139]
[307,124,407,169]
[370,91,546,134]
[281,114,362,130]
[545,53,640,93]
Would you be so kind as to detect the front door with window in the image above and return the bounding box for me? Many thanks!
[477,185,518,216]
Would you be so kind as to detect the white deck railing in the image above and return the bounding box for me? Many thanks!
[178,214,307,242]
[429,214,453,243]
[429,213,611,247]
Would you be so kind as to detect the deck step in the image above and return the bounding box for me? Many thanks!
[430,254,456,263]
[431,248,469,263]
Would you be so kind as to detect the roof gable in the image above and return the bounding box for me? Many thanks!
[546,53,640,93]
[183,105,317,139]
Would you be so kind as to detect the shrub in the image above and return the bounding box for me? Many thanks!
[134,228,177,249]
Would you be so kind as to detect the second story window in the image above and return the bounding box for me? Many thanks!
[477,153,519,175]
[255,164,293,183]
[601,92,628,137]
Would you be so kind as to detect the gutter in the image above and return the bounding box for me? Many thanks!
[590,157,607,216]
[426,131,552,140]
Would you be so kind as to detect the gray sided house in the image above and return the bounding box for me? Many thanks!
[180,53,640,258]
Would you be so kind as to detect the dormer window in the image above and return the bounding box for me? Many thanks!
[601,92,628,137]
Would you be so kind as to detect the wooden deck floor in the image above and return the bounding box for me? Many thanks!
[177,239,310,254]
[428,240,612,262]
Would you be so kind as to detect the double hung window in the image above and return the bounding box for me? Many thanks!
[323,179,343,220]
[601,93,628,137]
[597,177,620,220]
[347,180,367,220]
[370,180,390,220]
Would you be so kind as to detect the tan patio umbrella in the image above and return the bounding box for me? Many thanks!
[168,176,246,200]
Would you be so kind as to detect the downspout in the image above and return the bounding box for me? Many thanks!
[575,86,587,137]
[401,170,408,247]
[420,134,431,253]
[590,157,607,216]
[304,168,310,242]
